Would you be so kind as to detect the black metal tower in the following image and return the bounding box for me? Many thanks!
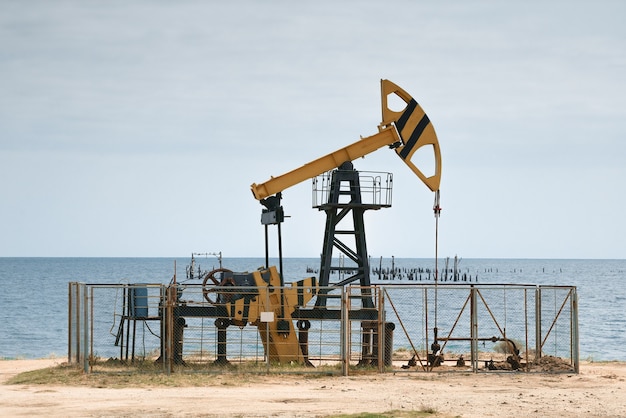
[314,161,392,309]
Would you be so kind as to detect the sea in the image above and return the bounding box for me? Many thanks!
[0,257,624,361]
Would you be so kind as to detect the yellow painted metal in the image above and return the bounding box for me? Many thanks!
[227,266,316,363]
[250,79,442,200]
[250,126,400,200]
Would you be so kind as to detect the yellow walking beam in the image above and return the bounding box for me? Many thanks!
[250,126,400,201]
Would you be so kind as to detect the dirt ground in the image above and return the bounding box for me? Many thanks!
[1,358,625,417]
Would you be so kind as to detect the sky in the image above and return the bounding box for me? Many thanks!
[1,1,625,259]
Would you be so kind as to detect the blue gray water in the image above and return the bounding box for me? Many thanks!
[0,257,624,361]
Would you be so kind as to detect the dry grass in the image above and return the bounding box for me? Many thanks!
[6,361,336,388]
[6,365,253,388]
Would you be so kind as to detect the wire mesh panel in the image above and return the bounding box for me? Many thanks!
[86,284,165,372]
[167,282,346,374]
[342,286,385,373]
[537,286,578,371]
[378,284,576,373]
[469,285,536,371]
[295,287,344,369]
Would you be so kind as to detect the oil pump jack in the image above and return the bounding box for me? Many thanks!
[250,79,441,300]
[192,80,442,365]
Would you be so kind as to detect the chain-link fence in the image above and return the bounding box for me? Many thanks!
[69,279,578,375]
[381,284,578,373]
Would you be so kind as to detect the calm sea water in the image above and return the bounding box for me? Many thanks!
[0,257,624,361]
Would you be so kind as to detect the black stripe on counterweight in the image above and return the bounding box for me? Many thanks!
[395,99,417,133]
[242,297,251,321]
[399,114,430,159]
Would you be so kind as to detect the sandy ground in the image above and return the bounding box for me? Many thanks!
[1,359,625,417]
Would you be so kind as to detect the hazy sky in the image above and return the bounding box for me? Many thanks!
[1,1,625,259]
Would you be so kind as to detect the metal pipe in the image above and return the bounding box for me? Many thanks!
[438,336,505,342]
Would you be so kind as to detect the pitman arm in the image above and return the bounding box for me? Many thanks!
[250,79,442,201]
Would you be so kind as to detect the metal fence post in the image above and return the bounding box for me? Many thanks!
[165,285,175,375]
[377,287,384,373]
[571,288,579,373]
[75,283,82,365]
[341,286,349,376]
[535,287,542,362]
[68,282,73,364]
[424,287,429,370]
[82,284,89,373]
[524,288,530,372]
[470,285,478,372]
[90,286,95,372]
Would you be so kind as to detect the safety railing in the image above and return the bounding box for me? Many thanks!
[312,170,393,208]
